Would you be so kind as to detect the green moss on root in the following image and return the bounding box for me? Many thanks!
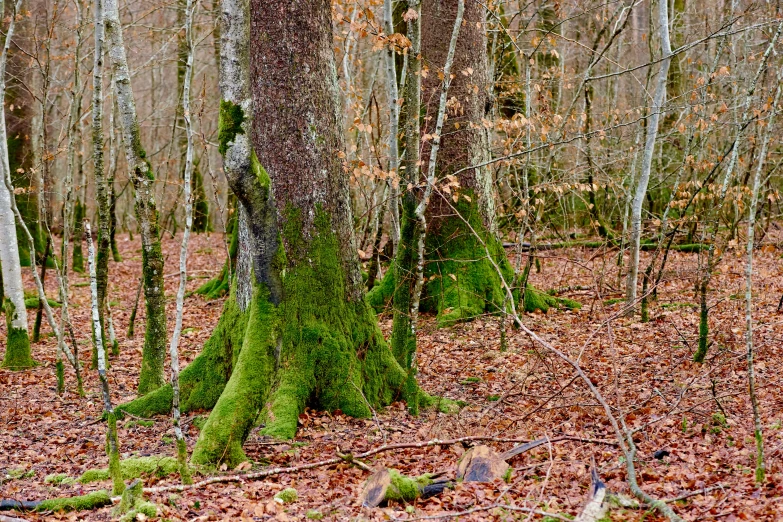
[36,490,111,512]
[191,207,408,467]
[118,290,248,418]
[523,286,580,313]
[78,456,179,484]
[366,269,396,313]
[366,196,580,325]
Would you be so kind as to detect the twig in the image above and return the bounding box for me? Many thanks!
[397,504,573,521]
[664,484,725,503]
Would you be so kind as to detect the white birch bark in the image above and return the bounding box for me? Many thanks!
[169,0,196,484]
[626,0,671,309]
[0,0,28,336]
[744,74,782,484]
[87,220,110,410]
[383,0,400,248]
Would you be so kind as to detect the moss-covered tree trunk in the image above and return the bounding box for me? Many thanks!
[370,0,572,326]
[105,0,168,394]
[185,0,408,466]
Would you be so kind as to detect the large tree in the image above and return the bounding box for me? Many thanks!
[369,0,574,327]
[121,0,411,467]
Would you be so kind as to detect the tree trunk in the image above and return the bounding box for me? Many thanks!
[1,0,34,370]
[369,0,572,325]
[6,1,47,269]
[626,0,671,310]
[121,0,409,467]
[105,0,168,394]
[93,0,113,354]
[185,0,409,466]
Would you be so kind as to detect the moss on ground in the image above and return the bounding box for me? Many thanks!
[274,488,298,503]
[44,473,74,486]
[36,490,111,512]
[78,456,179,484]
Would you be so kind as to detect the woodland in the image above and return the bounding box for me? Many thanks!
[2,0,783,520]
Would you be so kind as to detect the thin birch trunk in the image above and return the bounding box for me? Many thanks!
[626,0,671,310]
[743,75,781,485]
[0,0,33,370]
[105,0,168,394]
[85,221,124,495]
[61,0,83,369]
[168,0,196,485]
[382,0,400,249]
[93,0,115,358]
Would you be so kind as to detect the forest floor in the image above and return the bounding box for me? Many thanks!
[3,230,783,521]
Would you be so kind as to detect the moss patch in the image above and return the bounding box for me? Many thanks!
[36,490,111,512]
[44,473,74,486]
[78,456,179,483]
[3,299,36,369]
[218,100,245,155]
[274,487,298,504]
[386,469,433,502]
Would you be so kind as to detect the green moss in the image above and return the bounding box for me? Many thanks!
[24,297,61,308]
[191,207,408,466]
[137,231,167,394]
[386,469,433,502]
[218,100,245,156]
[78,456,179,484]
[306,509,324,519]
[72,199,85,273]
[118,291,248,418]
[44,473,73,485]
[274,487,298,503]
[250,150,270,188]
[368,195,578,326]
[119,501,157,522]
[523,286,580,313]
[36,490,111,512]
[191,285,278,465]
[366,268,396,313]
[3,300,37,369]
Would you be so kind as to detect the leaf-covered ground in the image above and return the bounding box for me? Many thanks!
[2,232,783,521]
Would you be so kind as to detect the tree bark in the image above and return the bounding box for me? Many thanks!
[105,0,168,394]
[626,0,671,310]
[0,0,34,370]
[186,0,408,466]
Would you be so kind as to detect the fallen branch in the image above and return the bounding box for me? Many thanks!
[146,435,615,494]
